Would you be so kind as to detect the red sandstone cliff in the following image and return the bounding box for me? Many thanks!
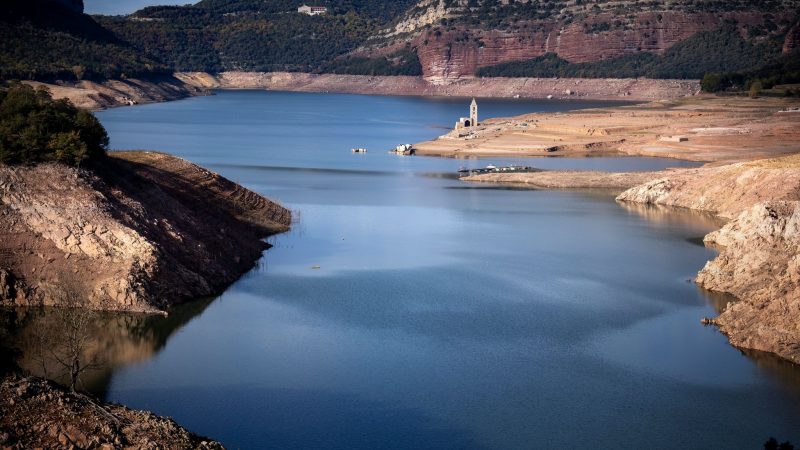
[412,11,787,80]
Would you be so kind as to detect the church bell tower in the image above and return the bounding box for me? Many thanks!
[470,98,478,126]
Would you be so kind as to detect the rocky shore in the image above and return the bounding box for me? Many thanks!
[176,71,698,101]
[618,155,800,364]
[461,170,664,192]
[25,76,207,111]
[0,373,225,449]
[0,151,291,313]
[465,152,800,364]
[30,71,698,112]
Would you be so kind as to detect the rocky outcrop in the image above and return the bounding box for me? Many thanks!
[177,71,698,101]
[0,374,225,449]
[389,0,452,35]
[695,201,800,364]
[0,152,291,313]
[616,154,800,363]
[413,11,775,80]
[616,157,800,219]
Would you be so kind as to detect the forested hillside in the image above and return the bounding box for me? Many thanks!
[476,27,784,79]
[1,0,798,87]
[96,0,420,73]
[0,0,169,81]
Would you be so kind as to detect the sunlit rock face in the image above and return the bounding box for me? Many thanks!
[414,11,779,80]
[0,152,291,313]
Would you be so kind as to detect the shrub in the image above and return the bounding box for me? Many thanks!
[749,80,763,97]
[0,83,108,165]
[701,73,723,92]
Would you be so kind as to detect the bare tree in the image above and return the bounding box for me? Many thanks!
[48,272,101,392]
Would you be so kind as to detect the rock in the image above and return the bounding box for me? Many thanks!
[617,157,800,220]
[0,270,16,302]
[0,153,290,312]
[0,374,226,449]
[65,426,88,448]
[410,11,775,80]
[696,201,800,364]
[617,155,800,363]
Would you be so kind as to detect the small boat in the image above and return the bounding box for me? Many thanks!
[351,148,368,153]
[391,144,415,155]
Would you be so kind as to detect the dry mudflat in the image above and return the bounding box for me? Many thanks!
[459,97,800,364]
[415,96,800,163]
[176,71,698,102]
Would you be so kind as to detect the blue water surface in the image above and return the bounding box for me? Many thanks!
[92,90,800,450]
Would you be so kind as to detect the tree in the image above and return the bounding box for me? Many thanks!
[48,272,101,392]
[701,72,723,92]
[749,80,763,98]
[0,83,108,166]
[49,131,88,165]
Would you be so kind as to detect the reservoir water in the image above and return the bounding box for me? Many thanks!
[12,91,800,449]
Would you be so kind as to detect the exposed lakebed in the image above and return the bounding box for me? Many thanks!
[8,91,800,449]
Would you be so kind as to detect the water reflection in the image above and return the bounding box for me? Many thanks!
[616,201,726,232]
[3,298,213,396]
[743,348,800,400]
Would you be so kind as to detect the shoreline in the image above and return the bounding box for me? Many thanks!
[0,373,225,449]
[27,72,699,111]
[413,96,800,163]
[462,150,800,365]
[177,71,699,102]
[0,151,291,313]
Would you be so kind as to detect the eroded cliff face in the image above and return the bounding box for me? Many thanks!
[0,152,290,313]
[413,11,779,80]
[616,157,800,219]
[696,201,800,364]
[617,155,800,363]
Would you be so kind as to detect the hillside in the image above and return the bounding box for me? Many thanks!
[96,0,800,82]
[357,0,800,82]
[2,0,798,89]
[96,0,420,74]
[0,0,169,81]
[0,151,291,312]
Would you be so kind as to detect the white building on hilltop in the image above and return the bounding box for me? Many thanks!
[455,98,479,130]
[298,5,328,15]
